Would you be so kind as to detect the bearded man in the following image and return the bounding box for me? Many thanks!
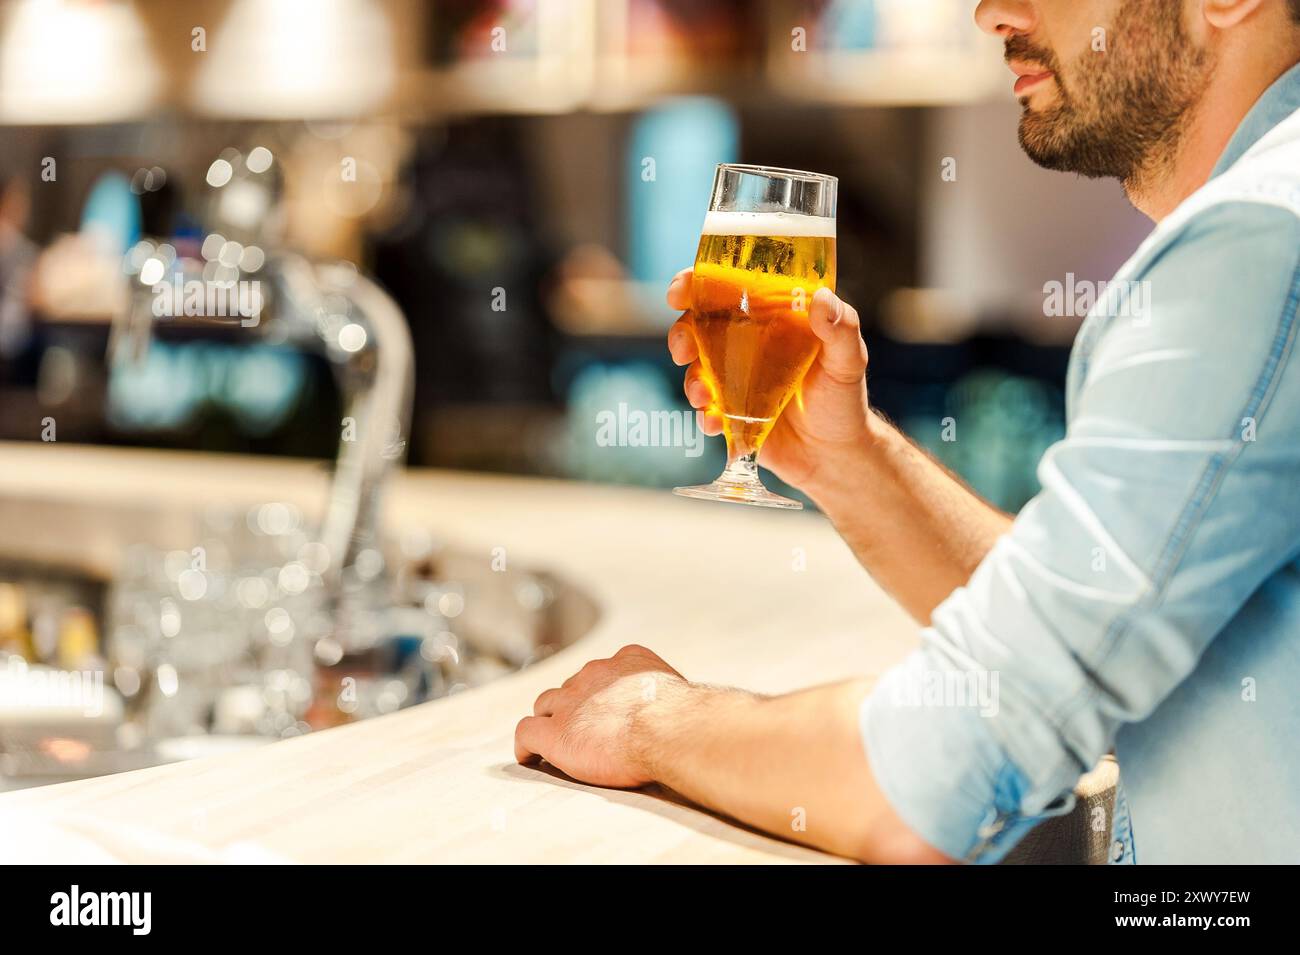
[516,0,1300,864]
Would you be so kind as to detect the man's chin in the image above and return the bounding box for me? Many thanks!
[1017,117,1119,180]
[1017,117,1075,174]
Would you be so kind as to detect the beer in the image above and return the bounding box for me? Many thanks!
[673,163,837,510]
[691,210,836,457]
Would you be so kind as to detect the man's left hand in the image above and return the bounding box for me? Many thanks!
[514,645,686,788]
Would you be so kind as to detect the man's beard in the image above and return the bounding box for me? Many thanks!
[1012,0,1213,187]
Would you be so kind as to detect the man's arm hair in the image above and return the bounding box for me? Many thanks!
[805,410,1013,625]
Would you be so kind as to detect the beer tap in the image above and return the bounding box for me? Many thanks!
[267,251,413,596]
[110,147,414,636]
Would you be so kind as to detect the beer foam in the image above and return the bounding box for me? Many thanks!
[702,210,836,238]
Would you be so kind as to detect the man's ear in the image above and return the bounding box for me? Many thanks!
[1201,0,1267,29]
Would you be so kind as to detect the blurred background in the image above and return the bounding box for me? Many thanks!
[0,0,1153,500]
[0,0,1151,788]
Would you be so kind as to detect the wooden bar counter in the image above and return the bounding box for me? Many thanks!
[0,442,936,863]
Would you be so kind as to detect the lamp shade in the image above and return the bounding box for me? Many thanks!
[192,0,394,119]
[0,0,160,124]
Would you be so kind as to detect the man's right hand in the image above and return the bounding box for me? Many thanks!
[665,267,873,495]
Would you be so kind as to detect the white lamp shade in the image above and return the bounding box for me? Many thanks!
[192,0,394,119]
[0,0,161,124]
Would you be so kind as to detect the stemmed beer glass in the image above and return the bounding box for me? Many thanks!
[674,164,838,510]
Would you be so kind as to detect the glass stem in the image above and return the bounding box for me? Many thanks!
[719,449,761,488]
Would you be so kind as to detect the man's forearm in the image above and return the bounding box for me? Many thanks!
[635,678,950,863]
[805,411,1013,624]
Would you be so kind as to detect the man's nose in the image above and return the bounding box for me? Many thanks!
[975,0,1037,37]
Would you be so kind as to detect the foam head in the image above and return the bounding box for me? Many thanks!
[701,210,836,238]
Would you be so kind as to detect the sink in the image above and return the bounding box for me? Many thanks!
[0,490,599,789]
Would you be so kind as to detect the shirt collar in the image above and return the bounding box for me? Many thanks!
[1211,61,1300,178]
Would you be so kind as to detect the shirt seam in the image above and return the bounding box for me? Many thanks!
[1051,254,1300,745]
[1071,198,1300,400]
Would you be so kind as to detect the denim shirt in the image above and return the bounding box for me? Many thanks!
[861,64,1300,864]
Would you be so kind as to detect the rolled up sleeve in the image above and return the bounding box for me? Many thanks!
[860,202,1300,863]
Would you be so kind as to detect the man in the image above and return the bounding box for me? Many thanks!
[515,0,1300,863]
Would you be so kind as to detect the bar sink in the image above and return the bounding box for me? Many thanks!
[0,488,598,791]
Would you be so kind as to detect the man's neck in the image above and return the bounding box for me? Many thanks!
[1124,51,1299,222]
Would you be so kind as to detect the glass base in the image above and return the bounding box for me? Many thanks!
[673,481,803,510]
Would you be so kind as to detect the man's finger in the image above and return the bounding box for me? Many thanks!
[809,287,869,386]
[514,715,556,764]
[666,268,693,311]
[561,657,607,688]
[668,315,698,366]
[533,688,565,716]
[683,363,713,409]
[697,408,724,437]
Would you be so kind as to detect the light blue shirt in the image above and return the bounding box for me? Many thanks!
[862,63,1300,864]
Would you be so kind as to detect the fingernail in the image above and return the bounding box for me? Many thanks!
[829,297,843,326]
[813,287,838,324]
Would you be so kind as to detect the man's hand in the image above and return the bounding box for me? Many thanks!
[668,265,1011,624]
[514,645,686,789]
[666,269,872,494]
[513,645,950,863]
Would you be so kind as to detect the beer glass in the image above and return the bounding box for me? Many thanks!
[674,164,837,510]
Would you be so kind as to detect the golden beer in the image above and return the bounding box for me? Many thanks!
[692,211,836,458]
[674,164,837,510]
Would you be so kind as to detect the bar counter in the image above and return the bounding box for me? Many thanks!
[0,443,926,863]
